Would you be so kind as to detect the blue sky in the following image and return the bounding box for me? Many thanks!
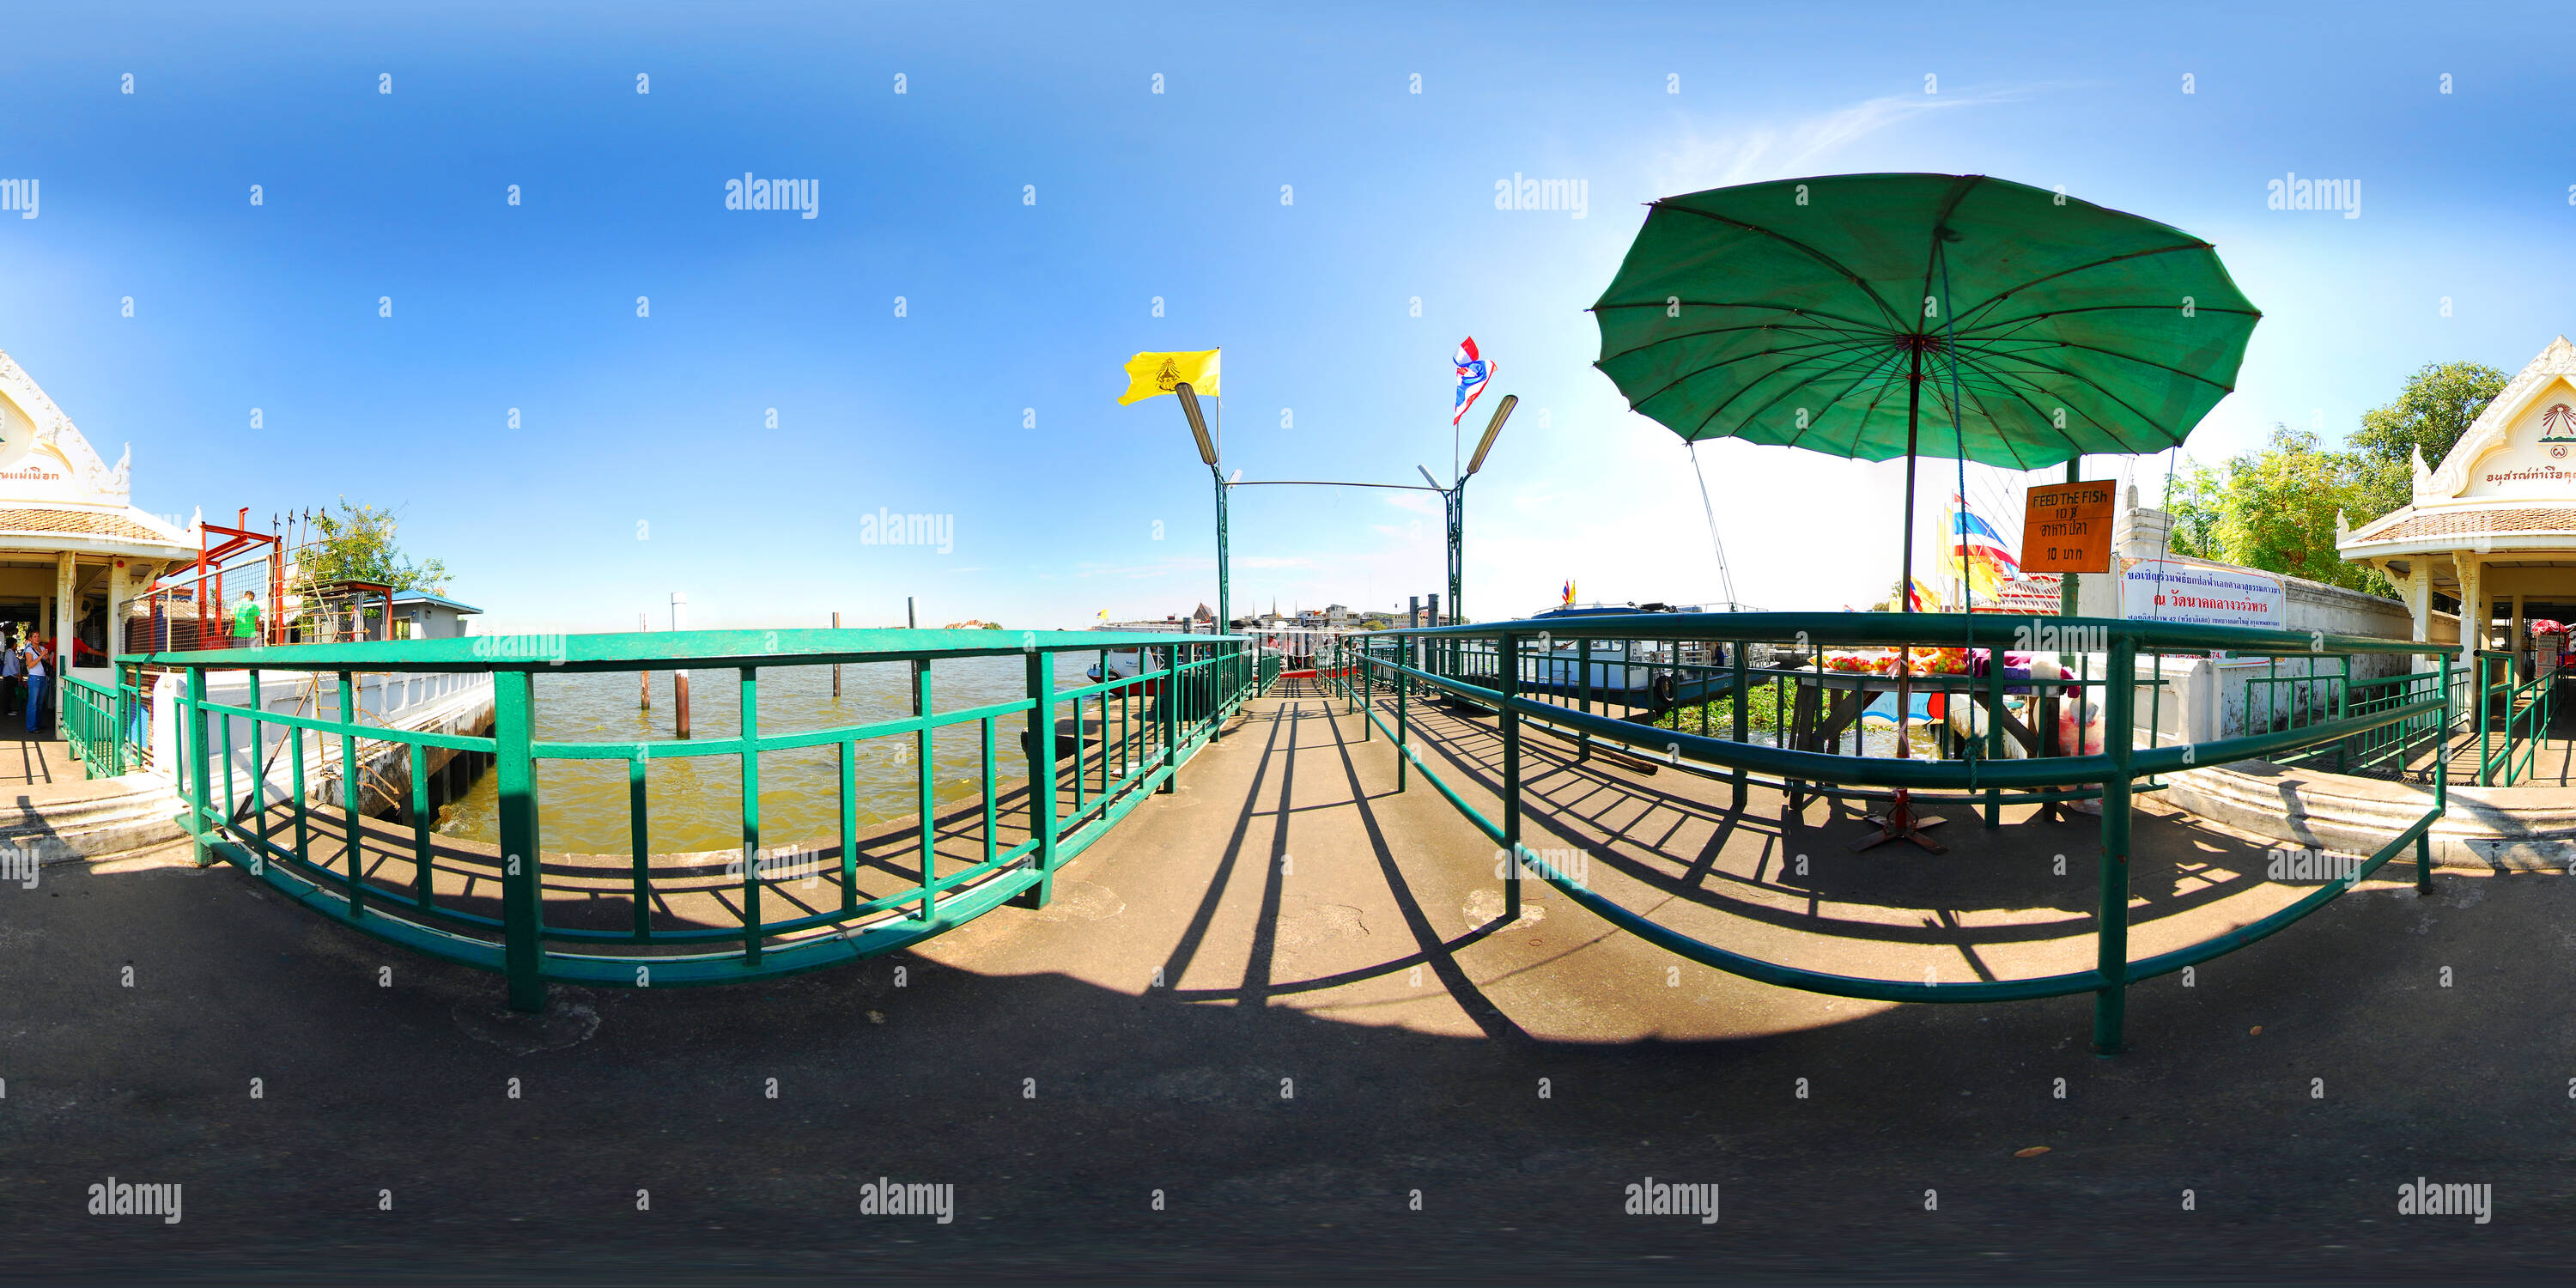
[3,2,2572,629]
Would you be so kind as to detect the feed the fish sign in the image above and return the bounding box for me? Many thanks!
[2021,481,2117,574]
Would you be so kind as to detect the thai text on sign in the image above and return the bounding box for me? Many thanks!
[2021,480,2117,574]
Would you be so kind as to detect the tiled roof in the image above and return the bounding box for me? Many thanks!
[0,507,184,544]
[2353,507,2576,544]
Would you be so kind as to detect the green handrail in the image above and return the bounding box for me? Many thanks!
[60,673,140,779]
[1328,611,2448,1054]
[152,628,1258,1011]
[2473,651,2552,787]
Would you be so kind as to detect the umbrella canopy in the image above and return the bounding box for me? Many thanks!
[1592,173,2260,469]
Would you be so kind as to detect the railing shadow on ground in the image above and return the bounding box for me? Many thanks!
[149,628,1267,1011]
[1386,696,2287,949]
[1330,611,2450,1053]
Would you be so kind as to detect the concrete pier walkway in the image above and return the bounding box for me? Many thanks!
[8,690,2573,1281]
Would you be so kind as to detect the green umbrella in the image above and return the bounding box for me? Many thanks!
[1590,172,2259,848]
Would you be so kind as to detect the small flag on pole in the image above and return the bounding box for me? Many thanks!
[1561,579,1576,607]
[1118,349,1222,404]
[1452,337,1495,426]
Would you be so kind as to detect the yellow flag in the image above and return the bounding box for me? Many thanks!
[1118,349,1220,404]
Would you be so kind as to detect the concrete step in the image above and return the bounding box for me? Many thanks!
[3,772,187,864]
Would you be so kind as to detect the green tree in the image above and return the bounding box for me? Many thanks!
[301,501,451,594]
[2167,426,2387,595]
[2348,360,2509,521]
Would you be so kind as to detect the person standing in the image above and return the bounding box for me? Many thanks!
[2,625,21,720]
[23,637,49,738]
[233,590,262,648]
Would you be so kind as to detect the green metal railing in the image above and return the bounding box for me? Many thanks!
[2476,651,2552,787]
[1330,612,2448,1054]
[61,671,145,779]
[152,628,1261,1011]
[2263,667,2450,778]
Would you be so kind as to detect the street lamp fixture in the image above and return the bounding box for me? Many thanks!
[1176,382,1217,466]
[1467,394,1516,477]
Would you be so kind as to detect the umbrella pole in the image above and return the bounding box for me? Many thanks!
[1856,343,1947,854]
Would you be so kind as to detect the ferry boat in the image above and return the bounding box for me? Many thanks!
[1515,602,1729,710]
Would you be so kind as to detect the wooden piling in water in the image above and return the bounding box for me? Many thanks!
[638,612,651,708]
[832,611,841,697]
[671,592,690,739]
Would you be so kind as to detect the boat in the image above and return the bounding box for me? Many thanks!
[1510,602,1731,711]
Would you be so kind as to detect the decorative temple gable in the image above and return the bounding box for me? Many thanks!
[2423,336,2576,501]
[0,348,132,507]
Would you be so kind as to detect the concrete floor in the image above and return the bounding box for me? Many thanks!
[0,735,81,793]
[5,690,2573,1282]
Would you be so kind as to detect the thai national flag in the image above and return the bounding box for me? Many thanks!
[1453,337,1496,426]
[1949,498,2020,571]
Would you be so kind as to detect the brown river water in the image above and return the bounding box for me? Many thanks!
[436,654,1079,856]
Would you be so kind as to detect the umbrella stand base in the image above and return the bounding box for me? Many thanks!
[1851,792,1948,853]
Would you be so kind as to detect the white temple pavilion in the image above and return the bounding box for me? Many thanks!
[2339,336,2576,671]
[0,350,197,684]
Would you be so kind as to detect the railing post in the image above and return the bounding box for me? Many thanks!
[2093,632,2136,1055]
[914,661,937,919]
[493,668,546,1012]
[1730,641,1750,812]
[1395,641,1409,793]
[2426,652,2449,895]
[338,671,362,918]
[740,666,762,966]
[1023,648,1057,908]
[1501,631,1522,921]
[186,665,211,867]
[1158,644,1180,793]
[1363,648,1373,740]
[2478,654,2492,787]
[1577,638,1592,762]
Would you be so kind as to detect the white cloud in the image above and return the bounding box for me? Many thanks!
[1646,84,2044,194]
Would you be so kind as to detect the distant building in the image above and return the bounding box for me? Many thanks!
[390,590,483,640]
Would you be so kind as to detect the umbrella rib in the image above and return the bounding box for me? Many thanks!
[1648,201,1912,331]
[1961,330,2251,395]
[1592,310,1897,368]
[1918,176,1987,337]
[1953,302,2263,340]
[1670,341,1903,440]
[1936,352,2049,471]
[1591,300,1892,335]
[1933,351,2157,459]
[1986,355,2183,453]
[1723,346,1912,446]
[1949,242,2240,329]
[1974,367,2096,463]
[1614,338,1880,421]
